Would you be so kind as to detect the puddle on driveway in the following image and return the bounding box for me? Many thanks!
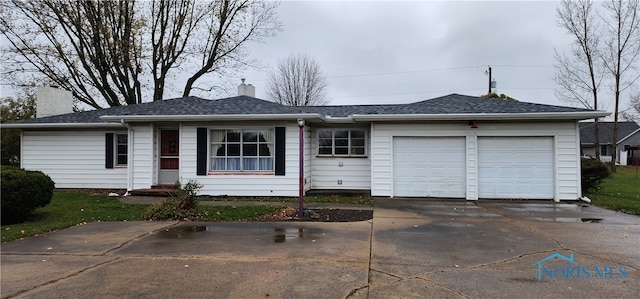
[273,228,322,243]
[157,225,324,243]
[528,217,603,223]
[502,203,585,213]
[433,222,477,228]
[157,225,209,239]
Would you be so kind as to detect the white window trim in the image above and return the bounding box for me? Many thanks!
[209,128,275,172]
[317,129,367,157]
[600,144,608,156]
[115,133,128,167]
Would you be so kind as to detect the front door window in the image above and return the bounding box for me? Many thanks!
[160,129,179,170]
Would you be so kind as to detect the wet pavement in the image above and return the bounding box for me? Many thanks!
[1,199,639,298]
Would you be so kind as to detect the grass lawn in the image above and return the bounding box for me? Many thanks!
[586,166,640,215]
[1,192,148,243]
[1,192,284,243]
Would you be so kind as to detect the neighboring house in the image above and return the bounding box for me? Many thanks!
[3,86,608,201]
[579,121,640,165]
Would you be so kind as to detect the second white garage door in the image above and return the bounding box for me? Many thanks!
[393,137,466,198]
[478,137,554,199]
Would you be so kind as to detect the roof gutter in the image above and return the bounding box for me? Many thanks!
[100,113,326,123]
[351,111,610,121]
[1,122,125,129]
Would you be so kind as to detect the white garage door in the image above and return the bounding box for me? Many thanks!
[478,137,554,199]
[393,137,466,198]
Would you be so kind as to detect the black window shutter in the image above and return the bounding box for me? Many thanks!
[275,127,286,176]
[105,133,114,169]
[196,128,207,175]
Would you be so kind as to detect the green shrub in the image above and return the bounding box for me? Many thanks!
[142,180,204,220]
[1,167,55,224]
[581,157,611,193]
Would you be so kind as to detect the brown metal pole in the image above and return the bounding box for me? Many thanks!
[298,119,304,217]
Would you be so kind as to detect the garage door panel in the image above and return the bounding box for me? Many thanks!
[478,137,554,199]
[393,137,465,198]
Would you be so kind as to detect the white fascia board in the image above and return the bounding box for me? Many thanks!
[0,122,125,129]
[100,113,325,122]
[351,111,611,121]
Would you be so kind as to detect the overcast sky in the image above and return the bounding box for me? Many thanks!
[1,0,635,114]
[230,0,632,113]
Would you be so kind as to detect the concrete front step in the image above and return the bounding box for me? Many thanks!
[130,185,178,197]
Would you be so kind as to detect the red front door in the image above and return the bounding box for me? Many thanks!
[158,129,179,184]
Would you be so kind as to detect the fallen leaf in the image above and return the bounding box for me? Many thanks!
[184,265,189,268]
[454,264,459,268]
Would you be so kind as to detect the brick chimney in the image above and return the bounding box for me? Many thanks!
[36,86,73,117]
[238,78,255,97]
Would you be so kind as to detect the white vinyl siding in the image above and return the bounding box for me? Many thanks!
[310,127,371,190]
[371,121,581,201]
[130,124,154,190]
[21,130,127,189]
[179,122,305,197]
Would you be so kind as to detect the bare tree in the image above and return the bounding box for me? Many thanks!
[1,0,143,109]
[150,0,203,102]
[1,0,281,108]
[600,0,640,172]
[621,91,640,121]
[266,54,329,106]
[555,0,604,159]
[182,0,281,97]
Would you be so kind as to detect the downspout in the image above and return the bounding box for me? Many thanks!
[121,119,133,195]
[19,130,24,168]
[576,122,588,203]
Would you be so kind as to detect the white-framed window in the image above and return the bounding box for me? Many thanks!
[210,129,274,172]
[317,129,366,157]
[115,134,128,166]
[600,145,608,156]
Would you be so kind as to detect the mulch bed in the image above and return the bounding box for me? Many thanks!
[252,207,373,222]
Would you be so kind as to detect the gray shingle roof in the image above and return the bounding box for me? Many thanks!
[579,121,640,144]
[308,94,595,117]
[6,93,602,126]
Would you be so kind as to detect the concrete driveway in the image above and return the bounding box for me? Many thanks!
[2,200,639,298]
